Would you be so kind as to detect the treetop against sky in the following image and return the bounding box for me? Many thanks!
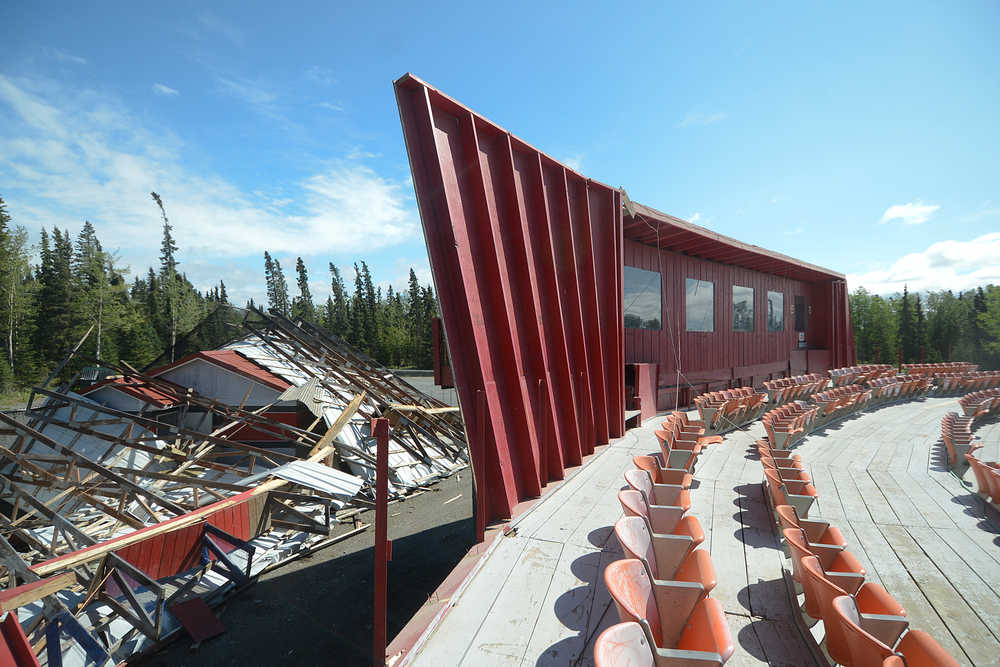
[1,1,998,306]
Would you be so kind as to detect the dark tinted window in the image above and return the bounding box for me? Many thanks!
[767,291,784,332]
[686,278,714,332]
[624,266,661,330]
[733,286,754,332]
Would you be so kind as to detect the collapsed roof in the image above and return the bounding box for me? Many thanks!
[0,308,468,665]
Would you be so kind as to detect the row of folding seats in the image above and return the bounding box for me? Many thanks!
[762,401,820,450]
[904,362,978,377]
[941,411,978,467]
[935,370,1000,394]
[595,415,734,666]
[763,374,829,407]
[811,385,873,423]
[757,437,959,666]
[866,376,932,403]
[958,387,1000,418]
[967,453,1000,510]
[692,387,769,431]
[829,365,896,387]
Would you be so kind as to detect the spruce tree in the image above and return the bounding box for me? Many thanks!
[292,257,316,322]
[329,263,349,338]
[152,192,180,361]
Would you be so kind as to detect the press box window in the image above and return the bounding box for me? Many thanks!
[623,266,661,330]
[767,291,784,332]
[685,278,714,332]
[732,286,754,332]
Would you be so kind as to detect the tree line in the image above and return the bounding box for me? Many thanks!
[260,253,437,368]
[0,193,439,394]
[850,284,1000,369]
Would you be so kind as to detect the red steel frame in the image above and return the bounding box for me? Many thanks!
[395,74,625,525]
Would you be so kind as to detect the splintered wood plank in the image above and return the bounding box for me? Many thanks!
[905,525,1000,644]
[848,522,969,664]
[463,538,564,666]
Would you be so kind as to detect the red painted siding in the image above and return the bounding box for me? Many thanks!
[624,240,851,406]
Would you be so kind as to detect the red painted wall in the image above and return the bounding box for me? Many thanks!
[624,240,850,406]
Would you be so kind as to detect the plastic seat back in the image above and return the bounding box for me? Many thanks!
[615,515,661,579]
[774,504,802,532]
[605,558,663,646]
[831,595,895,665]
[894,629,960,667]
[619,489,650,521]
[673,515,706,547]
[593,622,655,667]
[624,469,655,503]
[633,455,660,482]
[801,555,852,662]
[675,597,735,661]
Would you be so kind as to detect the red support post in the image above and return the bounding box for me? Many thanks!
[372,417,390,667]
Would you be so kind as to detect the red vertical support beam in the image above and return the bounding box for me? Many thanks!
[573,180,610,445]
[372,417,390,667]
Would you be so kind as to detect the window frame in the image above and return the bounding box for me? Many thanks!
[732,285,754,333]
[623,265,663,331]
[685,278,715,333]
[767,290,785,332]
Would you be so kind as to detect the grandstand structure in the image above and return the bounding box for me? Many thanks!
[393,74,998,666]
[392,364,1000,666]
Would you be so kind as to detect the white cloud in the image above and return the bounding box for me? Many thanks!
[689,212,702,224]
[197,11,244,44]
[879,201,939,225]
[562,154,584,172]
[152,83,179,97]
[317,101,344,112]
[217,76,276,106]
[305,66,336,86]
[0,74,420,298]
[847,233,1000,295]
[676,111,727,128]
[46,48,87,65]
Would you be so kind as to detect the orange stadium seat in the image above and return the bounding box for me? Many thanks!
[604,559,735,665]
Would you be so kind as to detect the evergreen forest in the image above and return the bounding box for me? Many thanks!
[0,193,439,396]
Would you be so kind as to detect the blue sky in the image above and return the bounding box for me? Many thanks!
[1,2,998,305]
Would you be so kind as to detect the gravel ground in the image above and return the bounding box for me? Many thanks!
[136,471,474,666]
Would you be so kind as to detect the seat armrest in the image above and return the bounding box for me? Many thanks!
[859,613,908,648]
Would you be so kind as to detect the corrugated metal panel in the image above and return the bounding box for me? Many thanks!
[265,460,363,505]
[395,74,625,522]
